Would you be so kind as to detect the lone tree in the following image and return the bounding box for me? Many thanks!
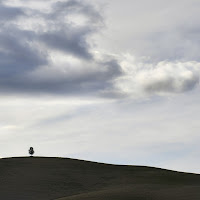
[29,147,34,157]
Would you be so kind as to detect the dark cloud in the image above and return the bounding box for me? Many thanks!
[39,28,93,60]
[0,0,122,97]
[0,2,25,21]
[52,0,103,23]
[0,58,122,96]
[144,75,199,94]
[36,0,104,59]
[0,30,47,76]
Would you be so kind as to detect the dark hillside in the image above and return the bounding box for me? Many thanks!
[0,157,199,200]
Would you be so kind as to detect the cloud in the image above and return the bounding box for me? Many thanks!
[37,0,104,60]
[113,57,200,98]
[0,2,25,21]
[138,61,200,94]
[0,29,46,76]
[95,0,200,62]
[0,0,122,96]
[52,0,103,24]
[0,0,199,99]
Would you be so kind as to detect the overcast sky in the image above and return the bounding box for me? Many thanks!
[0,0,200,173]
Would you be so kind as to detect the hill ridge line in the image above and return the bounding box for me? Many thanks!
[1,156,199,175]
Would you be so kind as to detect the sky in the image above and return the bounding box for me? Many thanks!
[0,0,200,173]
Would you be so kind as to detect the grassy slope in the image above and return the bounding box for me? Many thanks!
[0,157,199,200]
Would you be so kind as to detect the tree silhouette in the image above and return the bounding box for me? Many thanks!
[29,147,34,157]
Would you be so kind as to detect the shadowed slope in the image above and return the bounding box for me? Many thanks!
[0,157,199,200]
[56,185,200,200]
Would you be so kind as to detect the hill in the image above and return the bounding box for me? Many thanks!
[0,157,199,200]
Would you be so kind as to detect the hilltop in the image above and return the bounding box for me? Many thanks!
[0,157,200,200]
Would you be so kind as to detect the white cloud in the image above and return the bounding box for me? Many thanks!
[113,56,200,98]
